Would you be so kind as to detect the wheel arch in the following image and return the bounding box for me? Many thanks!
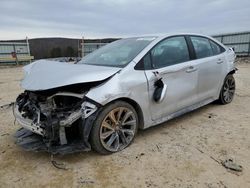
[105,97,145,130]
[216,68,236,100]
[228,68,237,75]
[218,73,235,104]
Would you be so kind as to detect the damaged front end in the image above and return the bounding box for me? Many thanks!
[14,88,100,154]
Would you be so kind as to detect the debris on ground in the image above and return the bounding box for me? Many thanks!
[0,102,14,110]
[156,144,162,152]
[136,152,145,159]
[50,155,69,170]
[208,113,217,119]
[13,178,23,183]
[1,133,9,136]
[194,146,221,165]
[222,158,243,172]
[145,179,157,187]
[78,177,95,185]
[195,147,243,175]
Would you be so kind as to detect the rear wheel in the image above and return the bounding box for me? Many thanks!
[90,101,138,154]
[218,74,235,104]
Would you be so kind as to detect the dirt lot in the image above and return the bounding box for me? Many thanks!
[0,60,250,188]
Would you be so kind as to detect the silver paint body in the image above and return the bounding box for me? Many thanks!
[21,33,236,129]
[22,59,120,91]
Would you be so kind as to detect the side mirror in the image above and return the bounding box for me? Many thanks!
[153,78,167,103]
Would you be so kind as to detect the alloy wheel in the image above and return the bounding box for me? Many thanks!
[222,76,235,103]
[100,107,137,152]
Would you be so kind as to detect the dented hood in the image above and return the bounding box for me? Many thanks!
[21,60,121,91]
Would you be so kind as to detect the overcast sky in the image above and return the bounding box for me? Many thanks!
[0,0,250,40]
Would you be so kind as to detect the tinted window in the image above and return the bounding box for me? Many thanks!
[78,37,155,67]
[191,36,213,58]
[151,36,190,69]
[210,40,223,55]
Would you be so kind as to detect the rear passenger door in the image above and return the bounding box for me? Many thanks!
[143,36,199,121]
[189,36,226,102]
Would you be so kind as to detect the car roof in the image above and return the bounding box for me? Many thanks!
[125,33,214,41]
[157,33,213,39]
[129,33,226,64]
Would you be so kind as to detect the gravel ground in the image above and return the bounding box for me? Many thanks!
[0,60,250,188]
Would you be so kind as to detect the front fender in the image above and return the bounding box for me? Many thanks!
[85,67,152,129]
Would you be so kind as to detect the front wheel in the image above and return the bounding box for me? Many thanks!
[218,74,235,104]
[90,101,138,154]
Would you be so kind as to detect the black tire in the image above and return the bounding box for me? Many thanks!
[90,101,138,154]
[218,74,236,104]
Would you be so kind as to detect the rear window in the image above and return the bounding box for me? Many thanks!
[191,36,213,59]
[209,40,225,55]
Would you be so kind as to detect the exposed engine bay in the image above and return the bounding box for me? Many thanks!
[14,84,101,154]
[13,60,122,154]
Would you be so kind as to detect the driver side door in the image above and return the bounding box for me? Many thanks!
[143,36,199,121]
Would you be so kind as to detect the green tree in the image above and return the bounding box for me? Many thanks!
[50,47,62,58]
[64,46,75,57]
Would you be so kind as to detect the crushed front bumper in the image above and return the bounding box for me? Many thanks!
[15,128,90,154]
[14,105,44,136]
[13,99,100,154]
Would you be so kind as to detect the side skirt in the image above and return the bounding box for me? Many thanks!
[145,98,215,129]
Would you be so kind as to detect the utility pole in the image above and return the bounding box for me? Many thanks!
[78,36,84,58]
[13,44,18,65]
[26,36,31,63]
[82,36,84,57]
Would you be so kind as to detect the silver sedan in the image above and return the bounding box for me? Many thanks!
[14,34,236,154]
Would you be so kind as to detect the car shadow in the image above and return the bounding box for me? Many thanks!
[59,102,219,161]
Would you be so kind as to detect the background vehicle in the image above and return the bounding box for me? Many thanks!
[14,34,236,154]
